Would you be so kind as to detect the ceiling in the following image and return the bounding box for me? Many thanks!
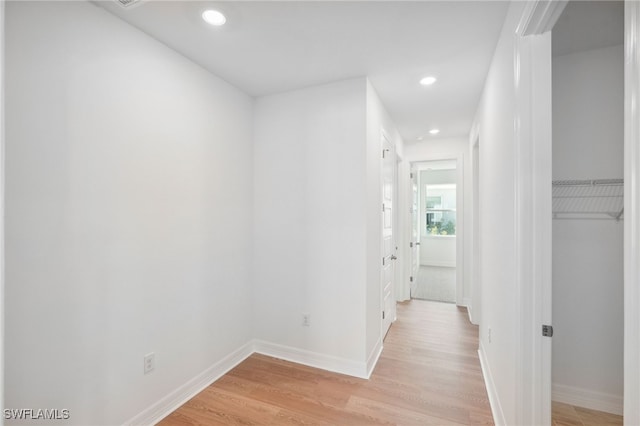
[553,1,624,57]
[96,1,509,142]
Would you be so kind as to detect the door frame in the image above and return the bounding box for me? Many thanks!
[409,164,419,300]
[469,134,480,326]
[0,0,5,416]
[515,1,640,424]
[394,150,403,312]
[514,2,563,424]
[624,1,640,422]
[406,154,464,307]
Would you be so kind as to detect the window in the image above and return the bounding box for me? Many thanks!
[425,184,456,236]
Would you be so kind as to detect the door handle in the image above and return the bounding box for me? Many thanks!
[390,255,397,260]
[415,242,420,246]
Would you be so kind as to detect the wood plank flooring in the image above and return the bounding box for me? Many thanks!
[552,401,622,426]
[159,300,494,425]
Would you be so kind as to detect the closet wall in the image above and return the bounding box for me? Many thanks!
[552,43,624,413]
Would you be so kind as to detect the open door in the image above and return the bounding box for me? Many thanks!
[381,134,396,338]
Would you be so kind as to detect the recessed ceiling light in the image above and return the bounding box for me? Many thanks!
[429,129,440,135]
[420,76,437,86]
[202,9,226,26]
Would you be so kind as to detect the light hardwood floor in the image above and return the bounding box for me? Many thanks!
[552,401,622,426]
[160,300,494,425]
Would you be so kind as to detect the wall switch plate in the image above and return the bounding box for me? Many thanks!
[302,313,311,327]
[144,352,155,375]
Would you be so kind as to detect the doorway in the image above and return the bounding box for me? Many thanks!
[515,1,626,423]
[410,159,458,304]
[550,1,624,421]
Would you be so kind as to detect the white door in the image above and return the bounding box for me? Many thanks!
[410,167,419,297]
[381,135,396,338]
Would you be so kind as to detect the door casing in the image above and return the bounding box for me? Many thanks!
[407,156,464,307]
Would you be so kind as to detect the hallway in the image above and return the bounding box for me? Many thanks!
[160,300,493,425]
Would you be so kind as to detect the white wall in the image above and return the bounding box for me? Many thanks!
[471,3,527,423]
[402,139,471,306]
[404,139,468,163]
[420,237,456,267]
[253,78,370,372]
[252,78,401,377]
[5,2,254,425]
[551,44,624,412]
[419,169,457,187]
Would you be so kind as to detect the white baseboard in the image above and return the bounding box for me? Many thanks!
[252,339,369,379]
[125,339,381,424]
[478,344,506,426]
[552,383,623,415]
[123,341,254,426]
[463,297,477,324]
[366,339,383,379]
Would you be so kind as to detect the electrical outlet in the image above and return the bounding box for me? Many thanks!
[302,313,311,327]
[488,327,492,343]
[144,352,155,375]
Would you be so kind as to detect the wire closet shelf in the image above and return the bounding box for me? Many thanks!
[552,179,624,221]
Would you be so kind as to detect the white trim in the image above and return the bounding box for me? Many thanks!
[393,151,405,306]
[463,297,473,324]
[469,124,480,327]
[517,0,567,37]
[478,344,505,426]
[123,341,254,426]
[0,1,5,419]
[455,156,464,306]
[513,26,531,425]
[398,159,412,302]
[366,338,383,379]
[514,4,554,425]
[253,340,370,379]
[552,383,623,416]
[625,1,640,423]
